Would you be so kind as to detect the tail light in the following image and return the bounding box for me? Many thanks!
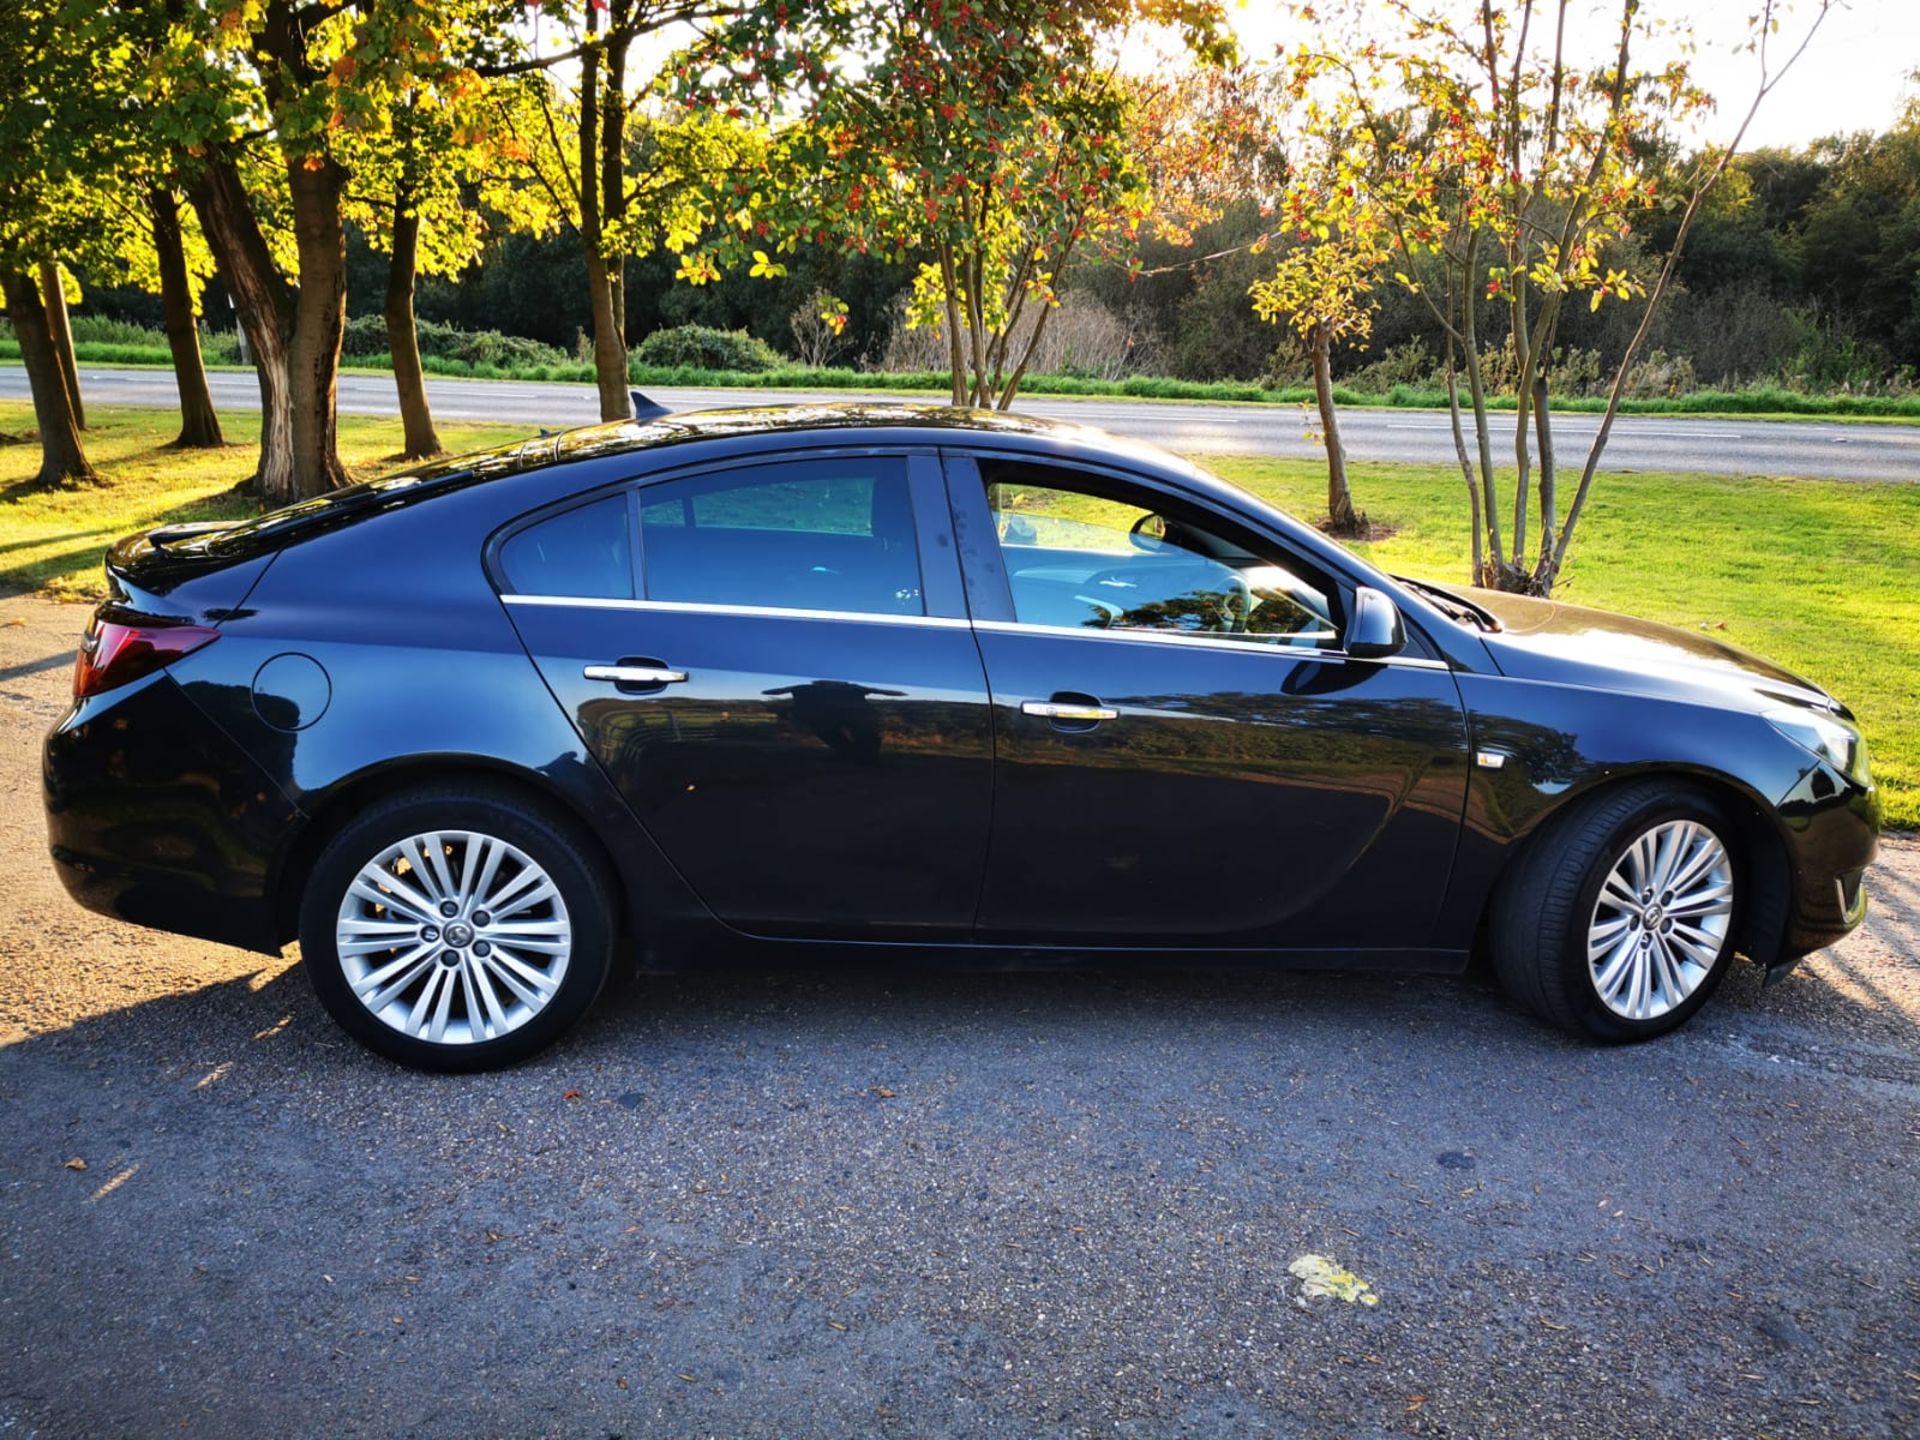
[73,618,219,699]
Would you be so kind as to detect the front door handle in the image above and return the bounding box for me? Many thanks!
[584,663,688,685]
[1021,699,1118,722]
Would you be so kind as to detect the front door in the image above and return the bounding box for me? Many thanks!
[499,451,995,941]
[948,455,1471,951]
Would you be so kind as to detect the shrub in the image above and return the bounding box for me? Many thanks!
[633,324,781,373]
[340,314,570,370]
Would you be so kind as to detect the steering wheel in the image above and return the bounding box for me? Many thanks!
[1218,570,1253,633]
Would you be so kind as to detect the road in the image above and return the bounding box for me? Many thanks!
[0,596,1916,1439]
[11,363,1920,481]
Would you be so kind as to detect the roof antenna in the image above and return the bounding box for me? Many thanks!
[629,388,670,422]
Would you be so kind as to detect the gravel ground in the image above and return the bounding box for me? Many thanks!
[1,595,1916,1440]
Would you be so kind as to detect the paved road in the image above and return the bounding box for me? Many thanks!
[1,596,1918,1438]
[11,363,1920,481]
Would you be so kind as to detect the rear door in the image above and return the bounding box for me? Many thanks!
[946,453,1471,951]
[498,449,995,941]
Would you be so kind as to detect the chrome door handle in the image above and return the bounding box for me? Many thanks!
[584,664,688,685]
[1022,700,1118,722]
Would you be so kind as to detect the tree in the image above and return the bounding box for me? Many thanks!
[482,2,744,422]
[679,0,1245,410]
[38,264,86,431]
[1285,0,1832,593]
[0,0,97,487]
[344,87,496,458]
[1250,113,1396,535]
[115,0,534,500]
[141,187,227,448]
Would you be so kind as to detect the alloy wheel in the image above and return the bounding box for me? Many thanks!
[1586,819,1735,1021]
[334,829,573,1045]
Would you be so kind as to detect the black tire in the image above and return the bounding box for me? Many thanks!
[1489,780,1743,1042]
[298,782,615,1071]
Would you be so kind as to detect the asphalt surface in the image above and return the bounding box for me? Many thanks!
[10,363,1920,481]
[1,594,1917,1439]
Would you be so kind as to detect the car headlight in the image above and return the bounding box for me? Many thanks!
[1764,707,1870,784]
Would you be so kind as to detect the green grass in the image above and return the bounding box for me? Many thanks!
[13,340,1920,419]
[0,402,532,601]
[4,403,1915,825]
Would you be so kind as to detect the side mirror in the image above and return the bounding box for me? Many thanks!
[1346,586,1405,659]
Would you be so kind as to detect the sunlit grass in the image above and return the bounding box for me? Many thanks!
[0,402,534,601]
[2,403,1913,825]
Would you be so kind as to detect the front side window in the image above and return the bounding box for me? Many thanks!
[980,462,1338,648]
[498,494,633,599]
[638,457,923,616]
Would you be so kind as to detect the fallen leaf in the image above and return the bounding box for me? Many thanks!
[827,1320,848,1331]
[391,1316,404,1325]
[64,1157,87,1171]
[1288,1254,1379,1307]
[676,1373,697,1383]
[563,1089,582,1101]
[871,1086,897,1098]
[615,1377,628,1390]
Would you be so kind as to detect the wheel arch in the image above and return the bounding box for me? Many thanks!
[269,756,630,947]
[1481,764,1793,968]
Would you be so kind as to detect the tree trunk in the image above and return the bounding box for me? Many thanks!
[38,263,84,430]
[189,156,294,501]
[384,192,441,459]
[584,252,629,421]
[284,155,350,499]
[2,268,95,488]
[1312,326,1363,536]
[575,5,630,423]
[148,187,224,449]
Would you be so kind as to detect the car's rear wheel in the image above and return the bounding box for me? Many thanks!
[299,783,614,1070]
[1490,781,1742,1042]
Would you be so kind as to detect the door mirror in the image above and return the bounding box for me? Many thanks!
[1128,512,1168,550]
[1346,586,1405,659]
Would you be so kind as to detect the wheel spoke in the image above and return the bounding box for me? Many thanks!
[476,951,549,1009]
[466,955,511,1038]
[353,941,438,1002]
[351,871,437,924]
[413,834,459,905]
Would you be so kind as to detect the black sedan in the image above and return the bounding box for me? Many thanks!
[43,403,1879,1069]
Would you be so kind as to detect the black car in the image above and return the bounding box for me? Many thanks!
[44,404,1879,1069]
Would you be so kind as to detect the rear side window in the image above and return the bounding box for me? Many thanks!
[498,495,632,599]
[637,458,923,616]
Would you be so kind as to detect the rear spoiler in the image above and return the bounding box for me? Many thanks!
[144,520,235,551]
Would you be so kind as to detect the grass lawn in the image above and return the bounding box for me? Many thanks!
[4,402,1915,826]
[0,402,533,600]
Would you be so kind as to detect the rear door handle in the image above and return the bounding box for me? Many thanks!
[1021,699,1118,722]
[584,664,688,685]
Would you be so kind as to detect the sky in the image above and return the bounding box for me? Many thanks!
[1227,0,1918,148]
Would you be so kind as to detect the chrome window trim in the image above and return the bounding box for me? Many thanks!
[500,594,974,629]
[970,618,1453,669]
[499,594,1452,669]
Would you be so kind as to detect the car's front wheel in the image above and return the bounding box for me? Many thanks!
[299,783,614,1070]
[1491,781,1742,1041]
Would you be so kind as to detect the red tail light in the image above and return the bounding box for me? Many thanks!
[73,619,219,699]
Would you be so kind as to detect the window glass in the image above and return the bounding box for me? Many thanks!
[499,494,632,599]
[638,458,923,616]
[981,463,1338,648]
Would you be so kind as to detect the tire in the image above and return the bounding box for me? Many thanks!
[298,782,615,1071]
[1489,780,1743,1042]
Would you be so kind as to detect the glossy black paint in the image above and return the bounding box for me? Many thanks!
[43,403,1879,984]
